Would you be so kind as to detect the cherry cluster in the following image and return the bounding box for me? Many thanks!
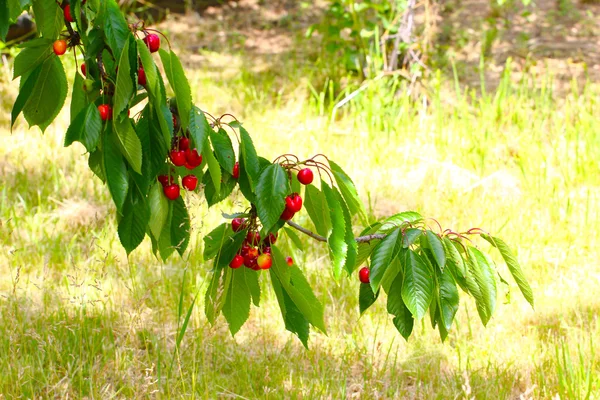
[230,218,274,270]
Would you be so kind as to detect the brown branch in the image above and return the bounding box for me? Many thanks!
[285,221,388,244]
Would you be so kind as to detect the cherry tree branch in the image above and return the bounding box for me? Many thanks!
[285,221,388,243]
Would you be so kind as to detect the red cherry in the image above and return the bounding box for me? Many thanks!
[264,232,277,245]
[231,218,245,232]
[285,193,303,213]
[359,267,370,284]
[157,175,173,186]
[280,207,295,221]
[262,246,271,254]
[244,248,259,269]
[240,243,251,256]
[257,253,272,270]
[246,231,261,246]
[182,175,198,191]
[247,247,259,259]
[163,184,180,200]
[229,254,244,269]
[178,137,190,151]
[170,150,186,167]
[64,4,74,22]
[185,148,202,168]
[98,104,112,121]
[232,162,240,179]
[297,168,314,185]
[144,33,160,53]
[137,67,146,86]
[81,63,86,77]
[53,40,67,56]
[286,256,294,266]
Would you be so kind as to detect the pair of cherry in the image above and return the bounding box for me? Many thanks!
[280,193,302,221]
[170,137,202,170]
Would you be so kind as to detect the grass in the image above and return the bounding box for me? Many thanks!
[1,39,600,398]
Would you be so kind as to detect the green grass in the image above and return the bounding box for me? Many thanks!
[1,44,599,398]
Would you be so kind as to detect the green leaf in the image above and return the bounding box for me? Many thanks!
[188,106,210,151]
[270,272,310,348]
[222,268,251,336]
[11,64,41,129]
[378,211,423,233]
[210,128,235,174]
[336,188,358,275]
[400,250,434,320]
[243,267,261,307]
[113,117,143,174]
[12,38,53,79]
[203,140,222,196]
[439,266,459,331]
[467,247,497,324]
[0,0,9,41]
[159,49,192,131]
[64,103,102,152]
[239,126,260,189]
[203,169,236,207]
[443,237,468,291]
[99,0,130,54]
[32,0,63,39]
[203,223,230,260]
[322,182,347,280]
[205,267,230,325]
[171,196,190,256]
[148,182,169,240]
[402,228,423,248]
[359,283,379,315]
[304,184,332,238]
[387,272,414,340]
[104,125,129,213]
[481,234,534,308]
[236,154,255,203]
[137,38,164,105]
[369,229,401,292]
[329,160,367,223]
[88,148,105,182]
[283,227,304,251]
[22,56,67,132]
[425,230,446,271]
[158,203,175,260]
[118,189,150,254]
[113,38,134,117]
[256,164,287,233]
[70,72,89,123]
[381,256,403,294]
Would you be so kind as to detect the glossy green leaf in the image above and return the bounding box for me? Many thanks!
[11,64,41,129]
[188,106,210,151]
[470,247,497,320]
[148,182,169,240]
[99,0,130,54]
[171,196,190,256]
[378,211,423,233]
[304,184,332,238]
[401,249,434,320]
[481,234,534,308]
[222,268,251,336]
[64,103,102,152]
[336,189,358,275]
[387,272,414,340]
[402,228,423,248]
[270,272,310,348]
[104,125,129,213]
[322,182,347,280]
[443,237,469,291]
[203,169,236,207]
[32,0,63,39]
[283,227,304,251]
[205,267,230,325]
[203,140,221,195]
[70,72,89,123]
[0,0,9,41]
[439,266,459,331]
[12,38,53,79]
[203,223,230,260]
[256,164,287,233]
[210,128,235,174]
[22,56,67,132]
[329,159,367,223]
[426,230,446,271]
[239,125,260,189]
[118,189,150,254]
[359,283,379,315]
[113,117,143,174]
[243,267,261,307]
[369,229,401,292]
[157,203,175,260]
[159,49,192,131]
[113,38,134,117]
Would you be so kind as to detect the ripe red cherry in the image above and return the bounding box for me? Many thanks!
[144,33,160,53]
[137,67,146,86]
[280,207,295,221]
[182,175,198,191]
[246,231,261,246]
[98,104,112,121]
[81,63,86,77]
[285,193,303,213]
[231,218,245,232]
[264,232,277,245]
[170,150,186,166]
[178,137,190,151]
[163,184,180,200]
[297,168,314,185]
[64,5,74,22]
[157,175,173,186]
[359,267,370,284]
[232,162,240,179]
[257,253,272,270]
[185,148,202,168]
[286,256,294,266]
[262,246,271,254]
[229,254,244,269]
[53,40,67,56]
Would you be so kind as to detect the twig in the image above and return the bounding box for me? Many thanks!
[285,221,387,244]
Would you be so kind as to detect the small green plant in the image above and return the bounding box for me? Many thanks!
[1,0,533,347]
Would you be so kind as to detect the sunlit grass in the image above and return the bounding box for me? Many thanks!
[1,46,599,398]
